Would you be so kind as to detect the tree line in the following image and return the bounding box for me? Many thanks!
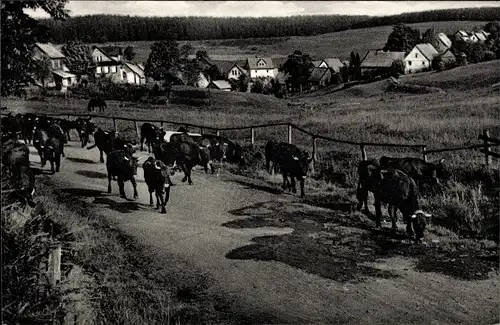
[39,7,500,44]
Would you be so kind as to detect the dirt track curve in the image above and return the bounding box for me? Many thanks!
[28,140,499,325]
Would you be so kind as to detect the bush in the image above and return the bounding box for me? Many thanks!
[250,79,264,93]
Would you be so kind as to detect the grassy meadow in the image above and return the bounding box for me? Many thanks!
[84,20,489,64]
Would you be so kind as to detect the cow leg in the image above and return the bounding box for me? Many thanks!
[55,153,61,172]
[210,161,215,174]
[131,177,138,199]
[356,184,368,213]
[155,190,160,209]
[107,169,112,194]
[290,176,297,194]
[149,188,154,206]
[187,167,193,185]
[50,159,55,174]
[406,216,415,241]
[299,177,305,198]
[388,206,397,231]
[140,136,144,151]
[99,150,104,163]
[282,172,288,191]
[118,178,126,199]
[374,195,383,228]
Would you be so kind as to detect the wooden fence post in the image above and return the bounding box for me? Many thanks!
[200,127,204,135]
[113,118,117,133]
[134,120,140,139]
[360,144,367,161]
[422,145,428,162]
[483,129,491,166]
[160,121,164,128]
[288,124,292,144]
[251,127,255,146]
[312,137,317,172]
[48,243,62,286]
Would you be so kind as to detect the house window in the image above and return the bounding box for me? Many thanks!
[111,66,117,73]
[408,61,412,66]
[103,66,109,73]
[53,60,60,69]
[266,70,269,73]
[96,66,102,73]
[415,53,418,58]
[422,62,425,65]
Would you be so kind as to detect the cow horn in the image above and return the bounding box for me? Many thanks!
[31,188,35,196]
[439,158,445,164]
[124,156,130,161]
[292,156,299,161]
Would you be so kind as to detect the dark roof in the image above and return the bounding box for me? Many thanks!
[228,64,248,76]
[209,80,231,89]
[414,43,439,61]
[360,50,405,68]
[97,46,123,57]
[308,68,330,83]
[213,60,246,74]
[35,43,65,59]
[248,58,274,69]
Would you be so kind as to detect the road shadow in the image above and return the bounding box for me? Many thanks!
[76,170,108,179]
[60,188,103,197]
[228,179,284,195]
[66,157,97,164]
[30,167,54,175]
[93,196,143,214]
[224,200,498,282]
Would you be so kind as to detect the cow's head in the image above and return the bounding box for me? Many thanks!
[411,210,432,242]
[433,158,450,181]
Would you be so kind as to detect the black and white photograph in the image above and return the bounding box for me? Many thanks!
[1,1,500,324]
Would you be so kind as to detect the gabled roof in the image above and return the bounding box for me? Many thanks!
[214,60,246,74]
[209,80,231,89]
[437,33,452,48]
[123,62,145,78]
[35,43,65,59]
[360,50,405,68]
[312,60,323,67]
[438,49,456,60]
[248,58,274,69]
[308,67,330,83]
[98,46,123,57]
[322,58,344,73]
[455,30,469,37]
[228,64,248,76]
[272,57,288,69]
[474,32,487,41]
[414,43,439,61]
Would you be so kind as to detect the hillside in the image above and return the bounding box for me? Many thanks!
[90,21,490,64]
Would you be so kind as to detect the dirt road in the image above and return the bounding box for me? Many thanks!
[30,141,499,325]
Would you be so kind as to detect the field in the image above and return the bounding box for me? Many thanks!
[82,20,490,64]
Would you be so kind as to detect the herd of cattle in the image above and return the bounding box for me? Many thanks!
[2,112,452,242]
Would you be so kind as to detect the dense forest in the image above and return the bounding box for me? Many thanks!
[40,7,500,44]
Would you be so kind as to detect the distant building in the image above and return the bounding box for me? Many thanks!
[308,67,332,90]
[33,43,76,92]
[246,58,278,79]
[207,80,232,91]
[227,64,248,80]
[404,43,439,74]
[91,46,145,85]
[360,49,405,74]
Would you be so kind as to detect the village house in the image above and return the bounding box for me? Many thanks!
[33,43,76,92]
[246,58,278,79]
[404,43,439,74]
[227,63,248,80]
[207,80,232,91]
[194,72,210,88]
[308,67,332,90]
[91,46,145,85]
[359,49,405,75]
[435,48,457,67]
[432,33,453,53]
[313,58,345,73]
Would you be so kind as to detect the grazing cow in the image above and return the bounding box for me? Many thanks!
[43,137,62,173]
[198,134,244,166]
[175,142,210,185]
[88,98,107,112]
[169,132,200,145]
[143,157,173,213]
[374,168,431,242]
[106,150,139,199]
[33,127,48,164]
[379,156,449,189]
[140,123,161,153]
[266,141,312,198]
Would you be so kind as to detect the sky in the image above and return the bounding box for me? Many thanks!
[25,1,500,18]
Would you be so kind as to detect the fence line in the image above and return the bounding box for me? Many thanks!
[2,111,499,166]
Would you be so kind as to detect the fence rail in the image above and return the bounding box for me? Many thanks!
[2,111,499,167]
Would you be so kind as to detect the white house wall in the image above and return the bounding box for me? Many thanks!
[404,48,431,74]
[250,68,277,79]
[228,67,244,80]
[92,48,114,63]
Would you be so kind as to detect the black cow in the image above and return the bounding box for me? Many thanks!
[143,157,173,213]
[75,118,96,148]
[106,150,139,200]
[88,128,117,163]
[22,113,38,144]
[54,118,75,142]
[266,141,312,198]
[47,123,67,158]
[88,98,107,112]
[175,142,210,185]
[43,137,62,173]
[379,156,449,189]
[140,123,161,153]
[198,134,244,166]
[33,128,48,164]
[265,140,280,174]
[374,168,431,242]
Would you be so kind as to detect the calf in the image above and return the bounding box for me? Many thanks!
[33,128,48,164]
[265,140,280,174]
[143,157,173,213]
[88,128,117,163]
[198,134,244,166]
[106,150,139,200]
[75,118,95,148]
[140,123,161,153]
[267,141,312,198]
